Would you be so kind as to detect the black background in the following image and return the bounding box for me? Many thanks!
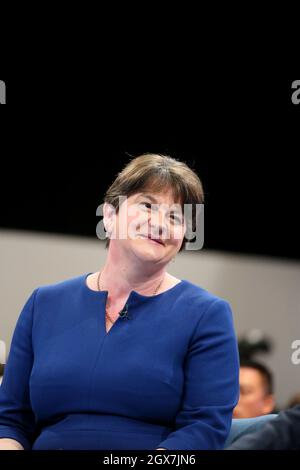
[0,76,299,259]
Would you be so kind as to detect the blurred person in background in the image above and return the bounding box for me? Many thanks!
[286,392,300,409]
[233,360,275,419]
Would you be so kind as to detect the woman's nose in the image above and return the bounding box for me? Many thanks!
[148,213,169,238]
[149,224,164,238]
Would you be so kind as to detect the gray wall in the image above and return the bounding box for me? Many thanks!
[1,229,299,407]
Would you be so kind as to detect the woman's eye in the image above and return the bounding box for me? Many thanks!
[140,202,152,209]
[170,213,183,224]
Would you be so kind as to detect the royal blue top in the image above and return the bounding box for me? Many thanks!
[0,274,239,450]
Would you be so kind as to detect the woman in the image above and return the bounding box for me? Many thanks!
[0,154,239,450]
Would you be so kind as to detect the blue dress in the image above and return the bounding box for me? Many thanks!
[0,274,239,450]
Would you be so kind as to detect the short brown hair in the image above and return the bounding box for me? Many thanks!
[104,153,204,249]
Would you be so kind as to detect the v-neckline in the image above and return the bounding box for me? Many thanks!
[82,273,187,337]
[92,289,128,336]
[104,310,123,335]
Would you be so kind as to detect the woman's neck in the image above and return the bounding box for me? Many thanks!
[100,249,167,298]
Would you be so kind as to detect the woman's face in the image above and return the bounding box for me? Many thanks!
[108,188,186,265]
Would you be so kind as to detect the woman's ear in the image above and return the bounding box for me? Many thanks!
[103,202,117,237]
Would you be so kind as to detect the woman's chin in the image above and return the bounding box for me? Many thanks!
[130,239,166,261]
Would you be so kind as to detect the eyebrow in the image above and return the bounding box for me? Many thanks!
[136,194,159,203]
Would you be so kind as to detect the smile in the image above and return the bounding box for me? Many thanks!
[138,235,165,246]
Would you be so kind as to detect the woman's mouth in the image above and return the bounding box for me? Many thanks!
[147,237,165,245]
[138,234,165,246]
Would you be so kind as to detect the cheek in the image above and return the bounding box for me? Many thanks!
[118,208,148,238]
[167,235,184,254]
[170,225,185,244]
[128,209,148,229]
[132,213,148,227]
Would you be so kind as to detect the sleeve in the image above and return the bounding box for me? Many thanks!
[0,289,38,450]
[157,299,240,450]
[227,406,300,450]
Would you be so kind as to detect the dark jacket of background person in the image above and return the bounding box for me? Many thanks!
[228,405,300,450]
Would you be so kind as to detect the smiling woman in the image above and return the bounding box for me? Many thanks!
[103,153,204,252]
[0,154,239,450]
